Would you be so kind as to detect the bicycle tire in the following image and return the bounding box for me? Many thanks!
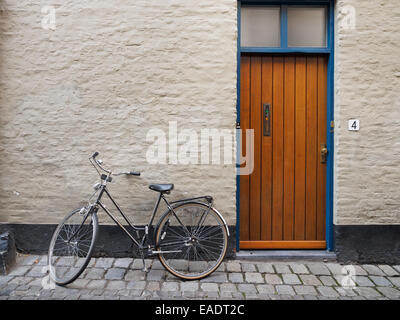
[155,202,228,280]
[47,207,98,286]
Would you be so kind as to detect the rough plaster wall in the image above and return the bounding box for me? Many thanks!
[334,0,400,224]
[0,1,237,225]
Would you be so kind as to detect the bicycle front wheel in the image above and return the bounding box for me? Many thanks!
[156,202,228,280]
[48,207,98,286]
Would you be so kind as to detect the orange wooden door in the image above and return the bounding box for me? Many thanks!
[240,54,327,249]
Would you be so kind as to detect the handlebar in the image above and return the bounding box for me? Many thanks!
[89,152,141,178]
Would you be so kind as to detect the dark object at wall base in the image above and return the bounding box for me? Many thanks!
[6,223,399,264]
[0,224,236,259]
[0,231,16,275]
[334,224,400,264]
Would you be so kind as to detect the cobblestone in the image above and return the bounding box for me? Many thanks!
[238,283,257,294]
[84,268,106,280]
[317,286,339,297]
[300,274,322,286]
[228,273,244,283]
[282,274,301,285]
[264,274,283,285]
[127,281,146,290]
[226,262,241,272]
[319,275,337,286]
[354,276,375,287]
[273,263,291,274]
[104,268,126,280]
[256,284,275,294]
[95,258,115,269]
[362,265,386,276]
[26,266,45,278]
[376,286,400,298]
[180,282,199,292]
[256,263,274,273]
[354,287,382,298]
[125,270,145,281]
[245,272,264,284]
[276,285,295,295]
[388,277,400,287]
[146,270,165,281]
[220,283,236,292]
[201,283,219,292]
[307,263,331,276]
[201,272,227,283]
[146,281,161,291]
[241,263,256,272]
[113,258,132,269]
[289,263,309,274]
[87,280,107,289]
[1,255,399,300]
[369,276,392,287]
[293,285,318,296]
[106,281,127,290]
[378,265,399,277]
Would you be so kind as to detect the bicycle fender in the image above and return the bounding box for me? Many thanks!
[210,206,230,237]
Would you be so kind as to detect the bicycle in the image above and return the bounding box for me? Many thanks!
[47,152,229,286]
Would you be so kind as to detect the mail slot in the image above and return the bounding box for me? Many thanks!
[263,103,271,136]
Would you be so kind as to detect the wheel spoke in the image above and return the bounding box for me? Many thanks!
[48,209,96,285]
[157,203,226,279]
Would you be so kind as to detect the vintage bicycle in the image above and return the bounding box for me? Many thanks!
[47,152,229,285]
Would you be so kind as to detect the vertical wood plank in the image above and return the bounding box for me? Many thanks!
[305,57,318,240]
[249,56,262,240]
[317,56,327,240]
[239,55,251,241]
[294,56,307,240]
[261,56,273,240]
[283,57,295,240]
[271,56,284,240]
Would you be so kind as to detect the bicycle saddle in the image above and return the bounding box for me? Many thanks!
[149,184,174,194]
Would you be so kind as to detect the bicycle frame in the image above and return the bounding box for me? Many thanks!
[84,152,229,259]
[90,180,216,254]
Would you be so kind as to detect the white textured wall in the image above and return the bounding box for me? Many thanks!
[2,0,399,228]
[334,0,400,224]
[0,0,238,225]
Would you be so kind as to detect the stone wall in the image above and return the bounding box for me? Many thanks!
[1,0,400,233]
[0,1,238,226]
[334,0,400,225]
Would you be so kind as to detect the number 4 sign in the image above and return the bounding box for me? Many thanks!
[348,119,360,131]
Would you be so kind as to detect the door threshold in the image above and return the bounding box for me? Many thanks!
[235,250,337,262]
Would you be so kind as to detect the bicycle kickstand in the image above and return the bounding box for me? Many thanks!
[140,250,149,273]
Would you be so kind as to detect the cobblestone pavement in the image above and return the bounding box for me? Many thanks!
[1,254,400,300]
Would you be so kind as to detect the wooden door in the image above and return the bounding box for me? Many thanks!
[239,54,327,249]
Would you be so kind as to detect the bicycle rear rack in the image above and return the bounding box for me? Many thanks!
[170,195,213,206]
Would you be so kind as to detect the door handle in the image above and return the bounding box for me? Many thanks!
[263,103,271,136]
[320,144,328,163]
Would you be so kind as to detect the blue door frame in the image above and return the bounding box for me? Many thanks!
[236,0,335,251]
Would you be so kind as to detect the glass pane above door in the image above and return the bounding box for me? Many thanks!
[240,6,280,47]
[287,7,327,48]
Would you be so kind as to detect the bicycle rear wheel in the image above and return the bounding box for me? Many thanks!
[156,202,228,280]
[48,207,98,286]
